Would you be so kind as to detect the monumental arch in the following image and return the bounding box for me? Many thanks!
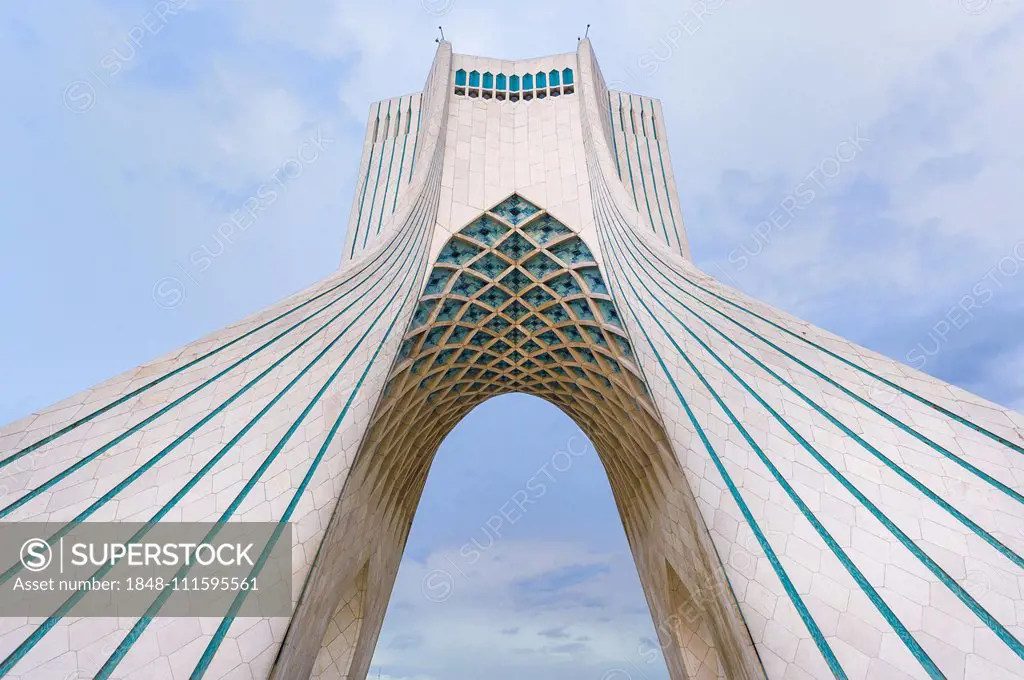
[1,40,1023,680]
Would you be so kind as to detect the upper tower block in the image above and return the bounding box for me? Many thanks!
[342,40,690,264]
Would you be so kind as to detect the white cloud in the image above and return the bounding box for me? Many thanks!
[688,10,1024,371]
[371,539,666,680]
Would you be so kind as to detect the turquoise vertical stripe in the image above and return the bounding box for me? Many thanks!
[86,160,442,679]
[0,131,448,678]
[616,93,640,213]
[363,100,392,248]
[350,101,382,258]
[392,102,412,213]
[649,105,684,255]
[601,219,950,678]
[607,91,621,179]
[0,299,360,519]
[0,220,429,598]
[376,97,402,236]
[408,95,422,182]
[0,219,427,524]
[628,95,658,237]
[614,222,1024,545]
[189,243,424,679]
[639,98,670,246]
[599,190,1024,662]
[0,181,441,575]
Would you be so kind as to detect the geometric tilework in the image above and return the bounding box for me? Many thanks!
[390,196,644,409]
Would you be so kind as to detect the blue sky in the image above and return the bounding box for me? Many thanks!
[0,2,1022,679]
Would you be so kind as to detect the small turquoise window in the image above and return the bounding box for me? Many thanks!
[549,69,560,86]
[562,68,574,85]
[536,72,546,88]
[455,69,467,86]
[523,73,534,90]
[510,75,520,92]
[469,70,480,87]
[483,72,494,88]
[496,73,507,90]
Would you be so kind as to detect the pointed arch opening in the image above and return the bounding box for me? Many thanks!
[368,394,672,677]
[271,196,766,680]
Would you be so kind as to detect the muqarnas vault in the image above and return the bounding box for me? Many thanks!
[2,39,1024,680]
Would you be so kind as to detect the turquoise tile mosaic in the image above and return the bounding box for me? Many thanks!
[424,267,454,295]
[523,214,572,244]
[461,215,508,246]
[451,272,488,297]
[549,237,595,266]
[497,232,532,261]
[523,252,561,279]
[490,194,540,225]
[499,268,531,293]
[437,238,482,266]
[470,252,509,278]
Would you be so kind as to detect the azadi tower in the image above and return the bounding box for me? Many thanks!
[1,40,1023,680]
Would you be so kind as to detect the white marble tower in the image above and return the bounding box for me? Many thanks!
[1,40,1023,680]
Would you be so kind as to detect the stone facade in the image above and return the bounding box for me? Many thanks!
[1,39,1023,679]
